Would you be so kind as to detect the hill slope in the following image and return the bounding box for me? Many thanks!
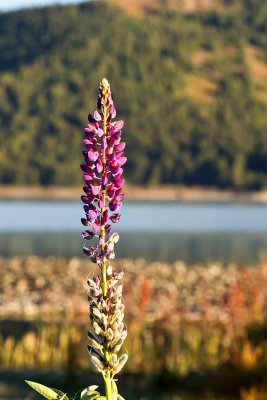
[0,0,267,188]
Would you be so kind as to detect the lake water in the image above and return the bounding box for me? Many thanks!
[0,201,267,263]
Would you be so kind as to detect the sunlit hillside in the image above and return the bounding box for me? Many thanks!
[106,0,239,14]
[0,0,267,188]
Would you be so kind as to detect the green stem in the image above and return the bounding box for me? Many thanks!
[100,110,112,400]
[104,371,112,400]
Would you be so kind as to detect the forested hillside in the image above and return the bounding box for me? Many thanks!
[0,0,267,188]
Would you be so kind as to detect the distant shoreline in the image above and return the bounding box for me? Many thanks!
[0,184,267,203]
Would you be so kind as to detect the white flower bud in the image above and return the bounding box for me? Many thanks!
[113,354,128,375]
[91,355,105,372]
[91,339,103,351]
[93,321,105,336]
[92,307,102,320]
[110,232,119,243]
[106,328,114,342]
[101,313,108,326]
[107,265,114,276]
[109,354,118,367]
[111,330,127,353]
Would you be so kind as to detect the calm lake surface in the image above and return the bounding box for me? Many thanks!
[0,201,267,263]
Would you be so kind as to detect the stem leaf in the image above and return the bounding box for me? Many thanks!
[81,395,99,400]
[110,380,118,400]
[73,389,83,400]
[52,389,69,400]
[25,381,64,400]
[88,386,99,392]
[81,387,100,400]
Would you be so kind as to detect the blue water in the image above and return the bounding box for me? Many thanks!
[0,201,266,262]
[1,201,267,232]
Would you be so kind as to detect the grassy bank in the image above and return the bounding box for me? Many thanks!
[1,257,267,398]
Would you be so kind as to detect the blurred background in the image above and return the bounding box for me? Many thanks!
[0,0,267,399]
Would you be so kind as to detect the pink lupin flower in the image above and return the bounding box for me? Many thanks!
[81,79,127,399]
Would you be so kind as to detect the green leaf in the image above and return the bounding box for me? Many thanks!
[117,395,125,400]
[111,380,118,400]
[81,387,100,400]
[88,386,99,392]
[52,388,69,400]
[73,389,83,400]
[25,381,61,400]
[81,394,99,400]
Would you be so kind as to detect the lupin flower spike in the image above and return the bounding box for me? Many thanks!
[25,79,127,400]
[81,79,127,400]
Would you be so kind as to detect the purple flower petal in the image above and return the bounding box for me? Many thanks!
[102,172,108,186]
[83,174,93,185]
[112,131,121,142]
[94,110,102,121]
[103,209,109,223]
[88,151,98,162]
[98,195,104,208]
[109,165,120,175]
[81,195,93,204]
[91,185,101,196]
[114,120,124,130]
[88,209,97,218]
[84,127,92,134]
[88,113,96,123]
[83,246,91,256]
[84,131,97,143]
[84,205,90,214]
[109,201,119,212]
[106,146,113,155]
[96,159,103,173]
[107,153,116,162]
[105,224,112,235]
[114,142,126,152]
[83,186,90,194]
[100,137,107,151]
[92,222,100,232]
[98,128,104,137]
[107,189,115,198]
[115,193,125,202]
[115,188,123,195]
[107,184,115,198]
[82,150,89,159]
[81,218,89,226]
[80,164,95,175]
[80,164,89,172]
[82,231,95,240]
[110,213,121,223]
[110,105,116,118]
[113,178,124,188]
[117,157,127,166]
[83,139,94,150]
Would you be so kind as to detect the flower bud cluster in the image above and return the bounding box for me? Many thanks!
[87,266,128,376]
[81,78,126,262]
